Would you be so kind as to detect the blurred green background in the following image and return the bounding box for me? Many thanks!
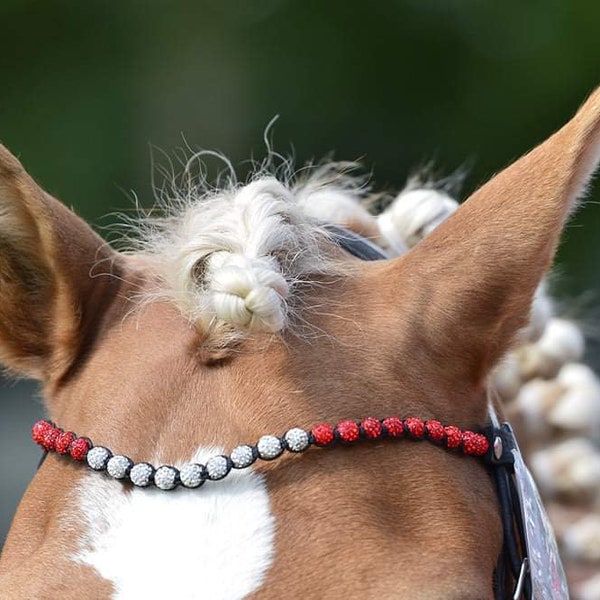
[1,0,600,550]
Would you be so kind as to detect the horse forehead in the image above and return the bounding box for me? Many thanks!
[88,289,286,378]
[72,447,276,600]
[66,299,204,400]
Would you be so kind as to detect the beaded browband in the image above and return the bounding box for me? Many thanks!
[32,417,490,491]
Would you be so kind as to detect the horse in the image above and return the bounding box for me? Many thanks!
[1,86,600,599]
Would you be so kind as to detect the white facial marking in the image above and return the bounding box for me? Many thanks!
[73,447,275,599]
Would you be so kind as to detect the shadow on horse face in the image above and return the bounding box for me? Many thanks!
[2,87,600,598]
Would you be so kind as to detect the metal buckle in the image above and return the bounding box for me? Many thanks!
[512,557,529,600]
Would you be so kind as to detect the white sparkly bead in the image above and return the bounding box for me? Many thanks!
[206,455,231,480]
[154,465,179,490]
[230,445,255,469]
[257,435,283,460]
[284,428,310,452]
[107,455,132,479]
[86,446,112,471]
[180,463,205,488]
[129,463,154,487]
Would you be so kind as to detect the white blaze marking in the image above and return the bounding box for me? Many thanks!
[73,447,275,599]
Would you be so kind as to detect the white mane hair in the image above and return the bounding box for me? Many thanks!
[377,181,458,254]
[128,155,371,349]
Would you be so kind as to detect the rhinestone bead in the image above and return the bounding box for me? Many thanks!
[311,423,335,446]
[129,462,154,487]
[107,455,133,479]
[154,465,179,490]
[55,431,76,455]
[444,425,462,449]
[425,420,445,443]
[32,420,54,445]
[206,455,231,480]
[284,428,310,453]
[336,420,360,443]
[179,463,206,488]
[230,445,256,469]
[361,418,383,440]
[462,431,489,456]
[86,446,112,471]
[41,427,60,451]
[70,437,92,461]
[382,417,404,438]
[404,418,425,438]
[257,435,284,460]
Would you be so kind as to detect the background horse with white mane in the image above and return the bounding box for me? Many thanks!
[1,88,600,599]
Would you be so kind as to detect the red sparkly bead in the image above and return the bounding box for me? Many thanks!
[336,420,360,443]
[70,437,92,461]
[41,427,60,451]
[361,417,382,440]
[55,431,76,455]
[32,420,53,445]
[311,423,335,446]
[425,420,445,443]
[462,431,490,456]
[404,418,425,438]
[382,417,404,438]
[444,425,462,449]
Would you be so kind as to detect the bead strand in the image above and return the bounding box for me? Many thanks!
[31,417,490,492]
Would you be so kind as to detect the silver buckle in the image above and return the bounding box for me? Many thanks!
[512,557,529,600]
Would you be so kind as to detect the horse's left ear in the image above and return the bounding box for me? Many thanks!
[379,87,600,388]
[0,144,120,381]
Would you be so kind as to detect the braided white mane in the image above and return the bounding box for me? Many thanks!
[132,161,370,348]
[141,177,325,336]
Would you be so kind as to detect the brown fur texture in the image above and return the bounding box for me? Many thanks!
[1,87,600,598]
[0,145,120,382]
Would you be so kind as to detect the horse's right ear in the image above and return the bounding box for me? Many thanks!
[0,144,120,381]
[374,87,600,394]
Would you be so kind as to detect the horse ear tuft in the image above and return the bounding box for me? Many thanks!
[0,144,119,381]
